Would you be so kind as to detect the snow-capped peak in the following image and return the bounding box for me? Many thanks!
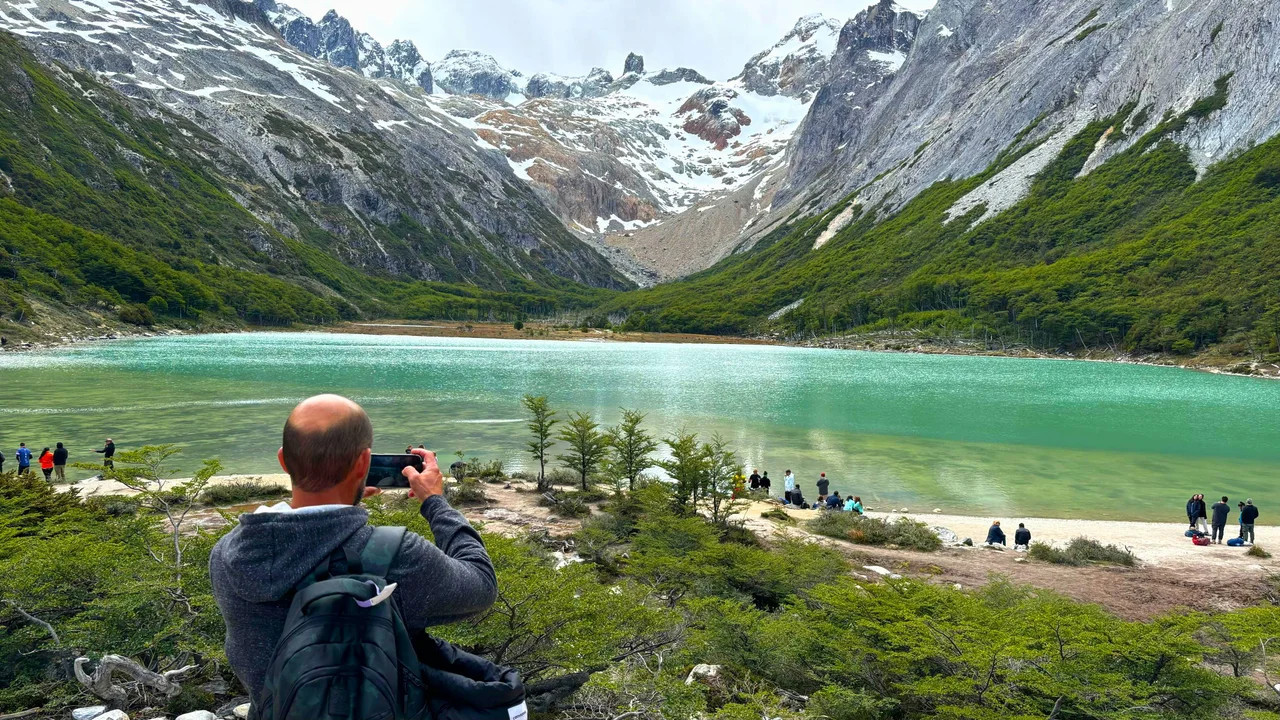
[433,49,525,102]
[733,13,842,100]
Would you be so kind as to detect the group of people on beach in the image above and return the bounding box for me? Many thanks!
[2,438,115,481]
[743,468,866,514]
[1186,493,1260,545]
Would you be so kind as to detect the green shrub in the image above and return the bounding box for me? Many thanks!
[1247,545,1272,559]
[1028,538,1136,566]
[556,496,590,518]
[117,302,155,326]
[807,686,898,720]
[806,513,942,552]
[573,487,609,504]
[447,479,489,506]
[200,479,287,506]
[545,468,577,486]
[473,459,505,480]
[760,507,794,523]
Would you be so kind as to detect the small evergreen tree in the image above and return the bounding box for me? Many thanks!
[660,430,708,507]
[521,394,557,492]
[607,408,659,491]
[557,412,610,491]
[702,434,745,526]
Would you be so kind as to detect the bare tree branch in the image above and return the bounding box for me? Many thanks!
[74,655,197,706]
[2,599,60,647]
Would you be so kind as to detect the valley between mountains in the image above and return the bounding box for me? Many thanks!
[1,0,1278,368]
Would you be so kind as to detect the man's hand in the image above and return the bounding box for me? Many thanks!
[404,448,444,501]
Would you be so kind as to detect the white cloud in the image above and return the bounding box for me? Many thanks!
[280,0,873,79]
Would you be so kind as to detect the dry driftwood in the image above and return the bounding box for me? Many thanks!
[74,654,197,706]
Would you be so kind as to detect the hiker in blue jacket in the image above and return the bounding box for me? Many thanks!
[14,443,31,475]
[985,521,1006,547]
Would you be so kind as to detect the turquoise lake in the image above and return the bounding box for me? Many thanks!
[1,332,1277,521]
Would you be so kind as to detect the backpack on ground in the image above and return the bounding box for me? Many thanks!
[1227,537,1245,547]
[1192,535,1212,546]
[257,526,426,719]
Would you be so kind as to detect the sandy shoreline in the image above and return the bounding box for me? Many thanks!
[63,474,1272,568]
[733,501,1272,567]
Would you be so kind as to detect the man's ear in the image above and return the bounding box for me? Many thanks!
[348,448,371,486]
[277,447,288,475]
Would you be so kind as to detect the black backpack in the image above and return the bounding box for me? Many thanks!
[257,526,427,720]
[256,527,527,720]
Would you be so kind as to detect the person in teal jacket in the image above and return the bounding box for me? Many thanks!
[844,495,864,514]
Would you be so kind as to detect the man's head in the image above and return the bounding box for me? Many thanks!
[56,442,64,449]
[993,521,1001,526]
[820,472,826,478]
[279,394,373,502]
[1247,499,1254,505]
[105,438,111,443]
[1018,523,1025,528]
[1222,496,1229,503]
[19,442,25,448]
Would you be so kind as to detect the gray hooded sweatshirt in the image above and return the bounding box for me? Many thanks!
[209,496,497,706]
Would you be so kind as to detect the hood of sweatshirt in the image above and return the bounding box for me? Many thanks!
[213,506,370,603]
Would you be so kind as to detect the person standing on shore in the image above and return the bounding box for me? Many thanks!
[52,442,68,482]
[1211,496,1231,544]
[760,471,771,495]
[14,443,31,476]
[748,469,761,491]
[38,447,54,482]
[1195,494,1209,534]
[1241,500,1259,545]
[783,470,795,505]
[95,438,115,470]
[816,472,829,498]
[1186,494,1207,533]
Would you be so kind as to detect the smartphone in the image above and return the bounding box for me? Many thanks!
[366,453,424,488]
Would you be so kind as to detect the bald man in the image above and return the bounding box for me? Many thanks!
[209,394,497,709]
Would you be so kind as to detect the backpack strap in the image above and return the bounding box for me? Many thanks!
[361,526,406,578]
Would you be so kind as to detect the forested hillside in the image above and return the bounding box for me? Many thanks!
[0,32,615,338]
[606,97,1280,358]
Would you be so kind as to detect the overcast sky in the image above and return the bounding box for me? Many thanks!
[283,0,880,80]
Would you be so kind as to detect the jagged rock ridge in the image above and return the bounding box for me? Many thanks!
[0,0,628,289]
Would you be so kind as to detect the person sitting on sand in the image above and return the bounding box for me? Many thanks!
[1211,496,1231,544]
[845,495,863,514]
[791,488,807,509]
[826,491,842,510]
[1013,523,1031,551]
[985,521,1006,547]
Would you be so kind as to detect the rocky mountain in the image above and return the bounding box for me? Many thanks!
[734,14,844,101]
[247,3,846,282]
[600,0,1280,364]
[761,0,1280,246]
[0,0,628,297]
[253,0,432,91]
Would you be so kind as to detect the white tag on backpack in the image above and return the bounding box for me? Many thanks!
[357,581,397,608]
[507,701,528,720]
